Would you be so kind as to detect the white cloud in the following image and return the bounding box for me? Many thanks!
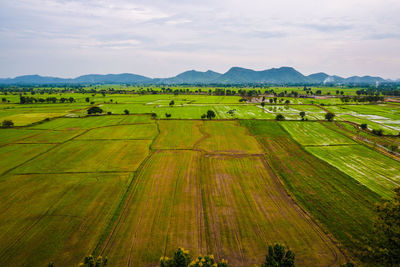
[0,0,399,78]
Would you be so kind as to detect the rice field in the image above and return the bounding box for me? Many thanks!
[1,94,400,266]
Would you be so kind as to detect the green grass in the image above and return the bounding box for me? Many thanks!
[13,140,151,173]
[76,124,157,140]
[306,145,400,198]
[280,121,356,146]
[241,120,382,256]
[0,172,131,266]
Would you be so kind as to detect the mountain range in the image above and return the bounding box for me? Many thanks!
[0,67,395,85]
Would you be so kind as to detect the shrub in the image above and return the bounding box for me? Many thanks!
[275,114,285,121]
[87,106,103,115]
[372,129,383,136]
[261,244,295,267]
[325,112,335,121]
[124,109,130,115]
[160,248,228,267]
[360,123,368,130]
[1,120,14,128]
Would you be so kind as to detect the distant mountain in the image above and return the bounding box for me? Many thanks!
[74,73,151,84]
[307,72,329,83]
[0,67,397,85]
[214,66,309,84]
[159,70,221,84]
[344,76,385,84]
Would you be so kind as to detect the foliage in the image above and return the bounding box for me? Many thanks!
[261,244,295,267]
[325,112,335,121]
[87,106,103,115]
[299,111,305,120]
[206,110,216,120]
[1,120,14,128]
[363,187,400,266]
[275,114,285,121]
[80,255,108,267]
[124,109,129,115]
[360,123,368,130]
[372,129,383,136]
[160,248,228,267]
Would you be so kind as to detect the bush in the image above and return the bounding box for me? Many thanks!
[325,112,335,121]
[360,123,368,130]
[275,114,285,121]
[372,129,383,136]
[87,106,103,115]
[261,244,295,267]
[124,109,130,115]
[1,120,14,128]
[160,248,228,267]
[165,113,172,118]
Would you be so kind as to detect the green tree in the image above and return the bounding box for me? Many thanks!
[124,109,130,115]
[325,112,335,121]
[161,248,228,267]
[261,244,295,267]
[360,123,368,130]
[275,114,285,121]
[2,120,14,128]
[299,111,306,121]
[87,106,103,115]
[364,187,400,265]
[261,102,266,107]
[169,100,175,107]
[206,110,216,120]
[85,97,90,103]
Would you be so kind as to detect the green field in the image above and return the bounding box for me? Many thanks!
[0,92,400,266]
[280,121,356,146]
[306,145,400,198]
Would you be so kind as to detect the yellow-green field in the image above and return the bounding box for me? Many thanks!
[0,94,399,267]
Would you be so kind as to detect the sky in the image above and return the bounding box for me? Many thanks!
[0,0,400,79]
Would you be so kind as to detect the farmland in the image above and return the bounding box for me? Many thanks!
[0,90,399,266]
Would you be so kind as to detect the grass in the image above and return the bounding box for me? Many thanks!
[76,124,157,140]
[101,150,206,266]
[196,121,263,154]
[0,172,131,266]
[280,121,356,146]
[306,145,400,198]
[240,120,382,256]
[200,155,344,266]
[152,120,203,149]
[29,115,151,130]
[0,144,55,174]
[13,140,151,173]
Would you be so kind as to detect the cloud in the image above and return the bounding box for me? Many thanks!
[1,0,400,79]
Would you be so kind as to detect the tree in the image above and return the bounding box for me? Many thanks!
[81,255,108,267]
[85,97,90,103]
[206,110,216,120]
[276,114,285,121]
[124,109,130,115]
[169,100,175,107]
[364,187,400,265]
[151,113,157,118]
[2,120,14,128]
[161,248,228,267]
[299,111,306,121]
[201,114,206,119]
[87,106,103,115]
[372,129,383,136]
[261,102,265,107]
[360,123,368,130]
[261,244,295,267]
[165,113,171,118]
[325,112,335,121]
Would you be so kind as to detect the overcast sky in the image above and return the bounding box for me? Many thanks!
[1,0,400,79]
